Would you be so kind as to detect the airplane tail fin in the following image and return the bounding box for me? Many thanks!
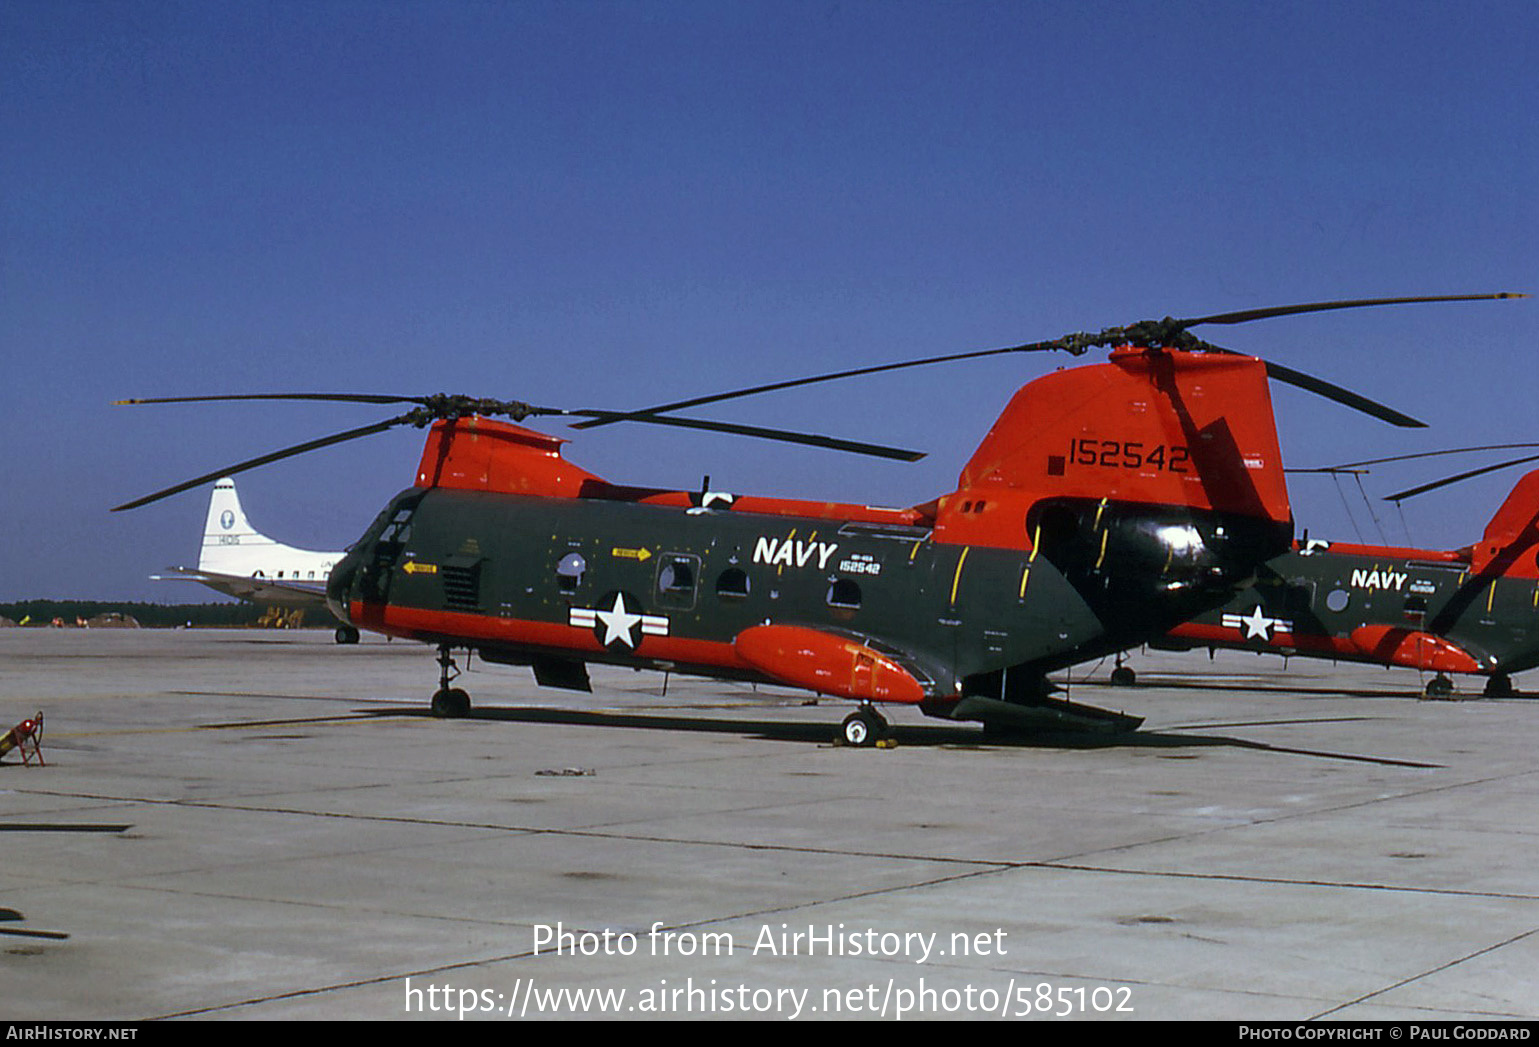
[195,477,327,582]
[158,478,341,605]
[198,478,285,573]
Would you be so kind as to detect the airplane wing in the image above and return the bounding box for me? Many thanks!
[152,566,332,610]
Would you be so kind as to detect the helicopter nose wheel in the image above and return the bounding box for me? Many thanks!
[430,644,472,718]
[334,625,360,645]
[432,687,471,718]
[839,705,889,747]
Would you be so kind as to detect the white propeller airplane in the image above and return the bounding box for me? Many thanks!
[152,478,358,642]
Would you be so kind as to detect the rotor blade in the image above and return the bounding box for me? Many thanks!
[1325,443,1539,470]
[1259,360,1426,428]
[116,393,425,407]
[1181,292,1526,328]
[569,342,1065,431]
[553,408,926,461]
[1203,345,1427,428]
[1385,453,1539,503]
[113,415,411,511]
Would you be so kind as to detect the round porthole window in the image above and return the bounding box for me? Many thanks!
[1325,588,1350,613]
[556,552,586,593]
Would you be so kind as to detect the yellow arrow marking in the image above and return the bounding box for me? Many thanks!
[611,547,652,562]
[402,562,438,575]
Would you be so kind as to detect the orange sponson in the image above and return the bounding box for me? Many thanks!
[733,625,926,704]
[1349,626,1482,673]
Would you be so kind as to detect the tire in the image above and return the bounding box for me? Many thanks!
[1424,676,1454,699]
[431,687,471,718]
[840,708,886,747]
[1484,673,1515,698]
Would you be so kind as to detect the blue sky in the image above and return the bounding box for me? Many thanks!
[2,0,1534,600]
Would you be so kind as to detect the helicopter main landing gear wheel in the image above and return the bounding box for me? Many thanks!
[334,625,360,645]
[430,645,471,718]
[1484,673,1515,698]
[839,706,889,748]
[1423,674,1455,699]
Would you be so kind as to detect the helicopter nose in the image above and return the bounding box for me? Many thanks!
[326,553,360,625]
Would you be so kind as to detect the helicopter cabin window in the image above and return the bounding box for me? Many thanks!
[655,553,701,610]
[556,552,587,594]
[659,559,695,593]
[715,567,750,599]
[827,578,863,609]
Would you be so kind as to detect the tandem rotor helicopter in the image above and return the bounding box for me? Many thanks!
[115,294,1522,745]
[1123,447,1539,699]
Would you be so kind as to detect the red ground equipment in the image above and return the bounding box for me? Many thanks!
[0,713,45,766]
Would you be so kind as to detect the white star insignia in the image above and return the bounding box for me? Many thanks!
[594,592,644,648]
[1221,606,1291,643]
[570,594,670,649]
[1239,605,1273,640]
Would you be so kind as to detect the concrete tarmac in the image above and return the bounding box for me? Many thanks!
[2,628,1537,1021]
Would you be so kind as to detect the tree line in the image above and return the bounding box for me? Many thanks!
[0,601,270,628]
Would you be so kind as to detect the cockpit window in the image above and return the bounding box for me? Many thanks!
[381,508,413,545]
